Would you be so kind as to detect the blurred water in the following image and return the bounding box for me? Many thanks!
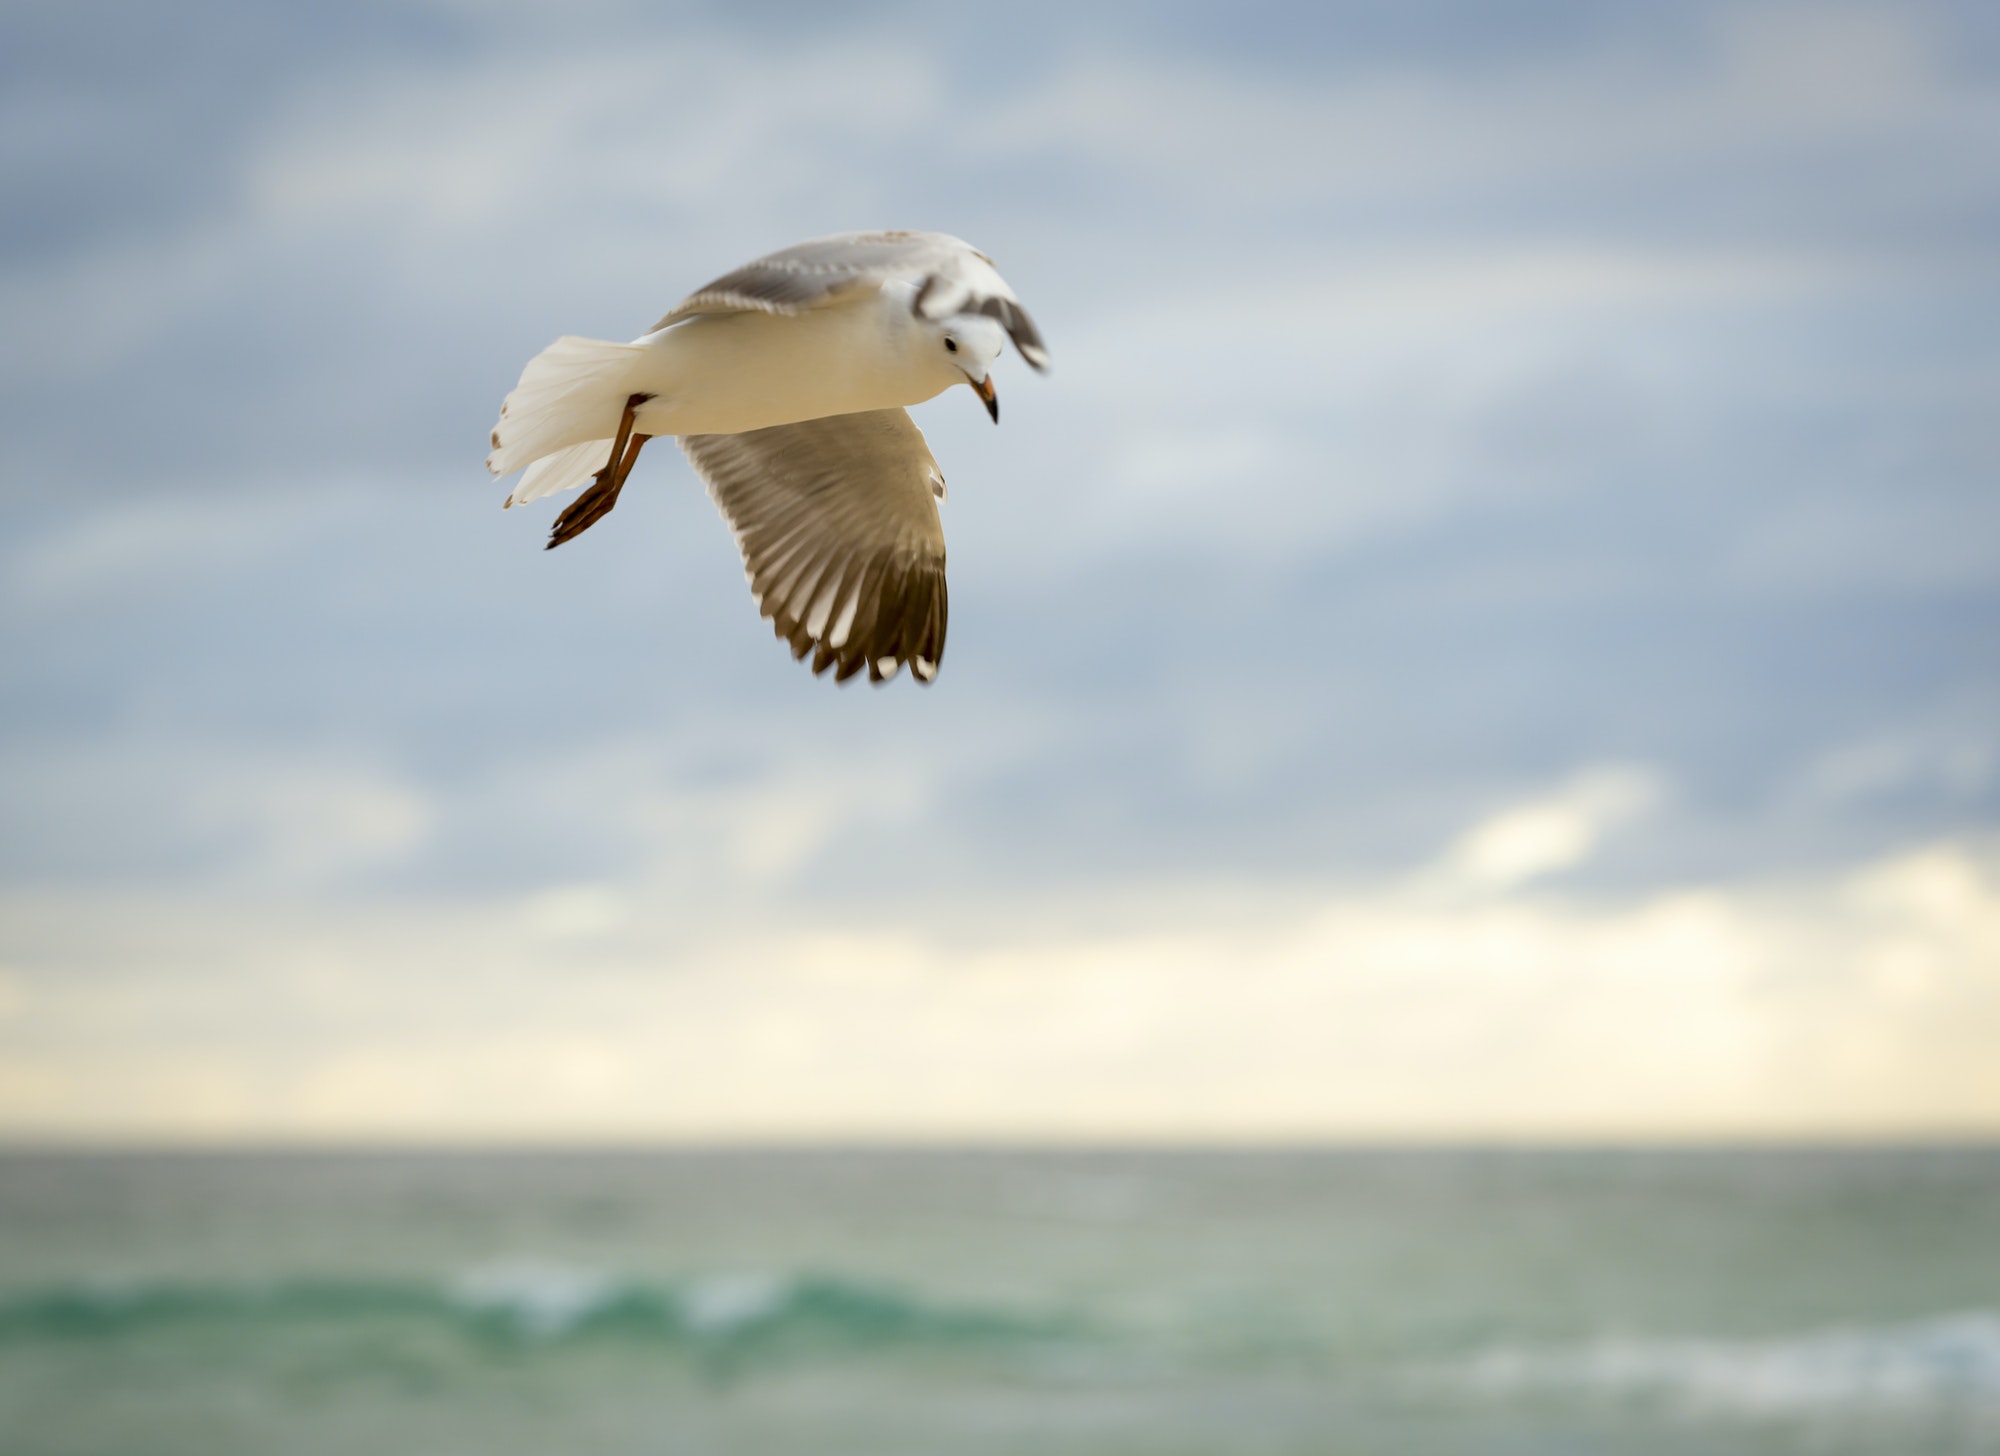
[1,1148,1996,1454]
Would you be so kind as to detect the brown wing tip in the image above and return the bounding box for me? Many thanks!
[746,547,947,688]
[761,623,943,688]
[776,636,941,688]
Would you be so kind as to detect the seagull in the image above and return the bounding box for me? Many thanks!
[485,230,1048,684]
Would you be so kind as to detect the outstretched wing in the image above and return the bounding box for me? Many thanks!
[681,409,950,684]
[653,230,1049,371]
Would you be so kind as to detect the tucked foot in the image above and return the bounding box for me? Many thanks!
[545,471,623,548]
[543,394,652,550]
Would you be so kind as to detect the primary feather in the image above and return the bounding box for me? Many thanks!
[681,409,949,684]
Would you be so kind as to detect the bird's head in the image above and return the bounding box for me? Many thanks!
[929,314,1009,423]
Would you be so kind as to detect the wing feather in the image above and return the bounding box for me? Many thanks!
[681,409,950,685]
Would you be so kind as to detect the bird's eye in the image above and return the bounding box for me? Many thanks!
[944,337,958,353]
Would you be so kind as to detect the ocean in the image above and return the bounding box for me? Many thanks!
[1,1147,1995,1454]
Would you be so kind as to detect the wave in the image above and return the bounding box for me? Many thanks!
[0,1262,1063,1361]
[1440,1312,2000,1421]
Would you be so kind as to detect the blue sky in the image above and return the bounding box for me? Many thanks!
[2,0,1997,1139]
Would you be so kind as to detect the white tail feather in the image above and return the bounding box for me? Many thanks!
[486,335,644,478]
[505,438,616,508]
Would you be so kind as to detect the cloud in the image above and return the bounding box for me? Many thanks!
[1,0,1996,1143]
[522,884,632,941]
[1,788,1993,1140]
[1052,245,1843,563]
[980,2,1992,225]
[5,493,344,605]
[1438,767,1663,890]
[0,740,434,891]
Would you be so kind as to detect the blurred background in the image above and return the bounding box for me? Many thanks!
[1,0,1997,1451]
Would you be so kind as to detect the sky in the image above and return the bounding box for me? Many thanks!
[1,0,1997,1142]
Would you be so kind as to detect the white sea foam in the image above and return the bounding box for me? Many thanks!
[450,1261,618,1338]
[676,1272,790,1336]
[1445,1312,2000,1421]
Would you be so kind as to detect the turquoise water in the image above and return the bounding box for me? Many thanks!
[2,1149,1996,1454]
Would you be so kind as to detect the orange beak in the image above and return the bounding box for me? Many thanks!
[971,374,999,424]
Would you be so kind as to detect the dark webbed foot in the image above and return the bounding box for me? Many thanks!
[544,394,651,550]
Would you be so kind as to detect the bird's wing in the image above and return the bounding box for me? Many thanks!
[680,408,950,684]
[652,231,1049,371]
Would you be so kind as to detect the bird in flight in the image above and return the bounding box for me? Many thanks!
[485,231,1048,684]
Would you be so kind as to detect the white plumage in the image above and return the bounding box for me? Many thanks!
[487,336,645,484]
[485,231,1047,684]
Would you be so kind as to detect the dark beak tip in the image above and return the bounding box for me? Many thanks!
[984,393,1000,424]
